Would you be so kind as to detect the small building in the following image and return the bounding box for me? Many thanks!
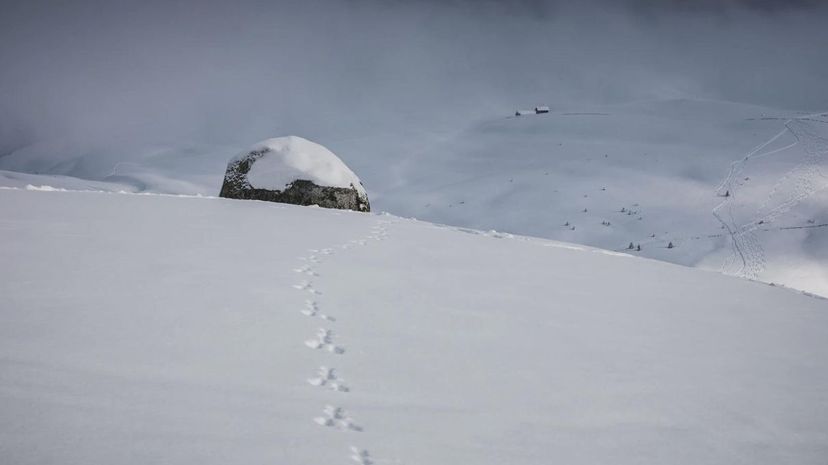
[535,106,550,114]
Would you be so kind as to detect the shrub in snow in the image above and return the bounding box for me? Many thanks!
[219,136,370,212]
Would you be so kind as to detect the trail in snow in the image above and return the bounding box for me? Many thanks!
[713,112,828,280]
[291,216,396,465]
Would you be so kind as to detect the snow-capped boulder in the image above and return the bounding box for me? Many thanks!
[219,136,370,212]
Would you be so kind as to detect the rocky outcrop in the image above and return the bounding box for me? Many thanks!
[218,137,370,212]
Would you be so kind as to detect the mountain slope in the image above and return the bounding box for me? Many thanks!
[1,189,827,464]
[2,99,826,295]
[371,101,828,296]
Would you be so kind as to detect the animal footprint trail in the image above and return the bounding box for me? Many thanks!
[307,366,349,392]
[314,405,362,431]
[292,280,322,295]
[350,446,373,465]
[291,218,398,464]
[305,328,345,354]
[293,265,319,277]
[301,300,334,321]
[298,254,323,264]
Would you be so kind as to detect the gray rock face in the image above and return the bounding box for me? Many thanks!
[219,147,370,212]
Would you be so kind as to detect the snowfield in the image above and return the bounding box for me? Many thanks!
[1,188,827,464]
[2,99,826,296]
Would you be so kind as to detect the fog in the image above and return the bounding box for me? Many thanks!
[1,0,827,171]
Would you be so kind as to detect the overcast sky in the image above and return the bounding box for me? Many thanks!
[1,0,826,157]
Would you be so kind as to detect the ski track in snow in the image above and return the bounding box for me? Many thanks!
[713,113,828,280]
[291,215,396,465]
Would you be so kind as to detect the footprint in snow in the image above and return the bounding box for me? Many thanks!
[305,328,345,354]
[300,300,334,321]
[314,405,362,431]
[293,266,319,277]
[292,281,321,295]
[350,446,373,465]
[307,366,349,392]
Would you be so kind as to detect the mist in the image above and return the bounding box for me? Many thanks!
[1,0,827,175]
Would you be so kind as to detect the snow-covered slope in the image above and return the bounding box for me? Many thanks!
[368,101,828,296]
[2,99,826,295]
[1,188,827,464]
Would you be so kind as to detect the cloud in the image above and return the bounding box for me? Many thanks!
[0,0,826,170]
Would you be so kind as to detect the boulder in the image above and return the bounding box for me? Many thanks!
[219,136,370,212]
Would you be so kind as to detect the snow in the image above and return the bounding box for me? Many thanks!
[1,100,827,296]
[364,100,828,296]
[0,169,139,193]
[1,188,827,464]
[236,136,366,195]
